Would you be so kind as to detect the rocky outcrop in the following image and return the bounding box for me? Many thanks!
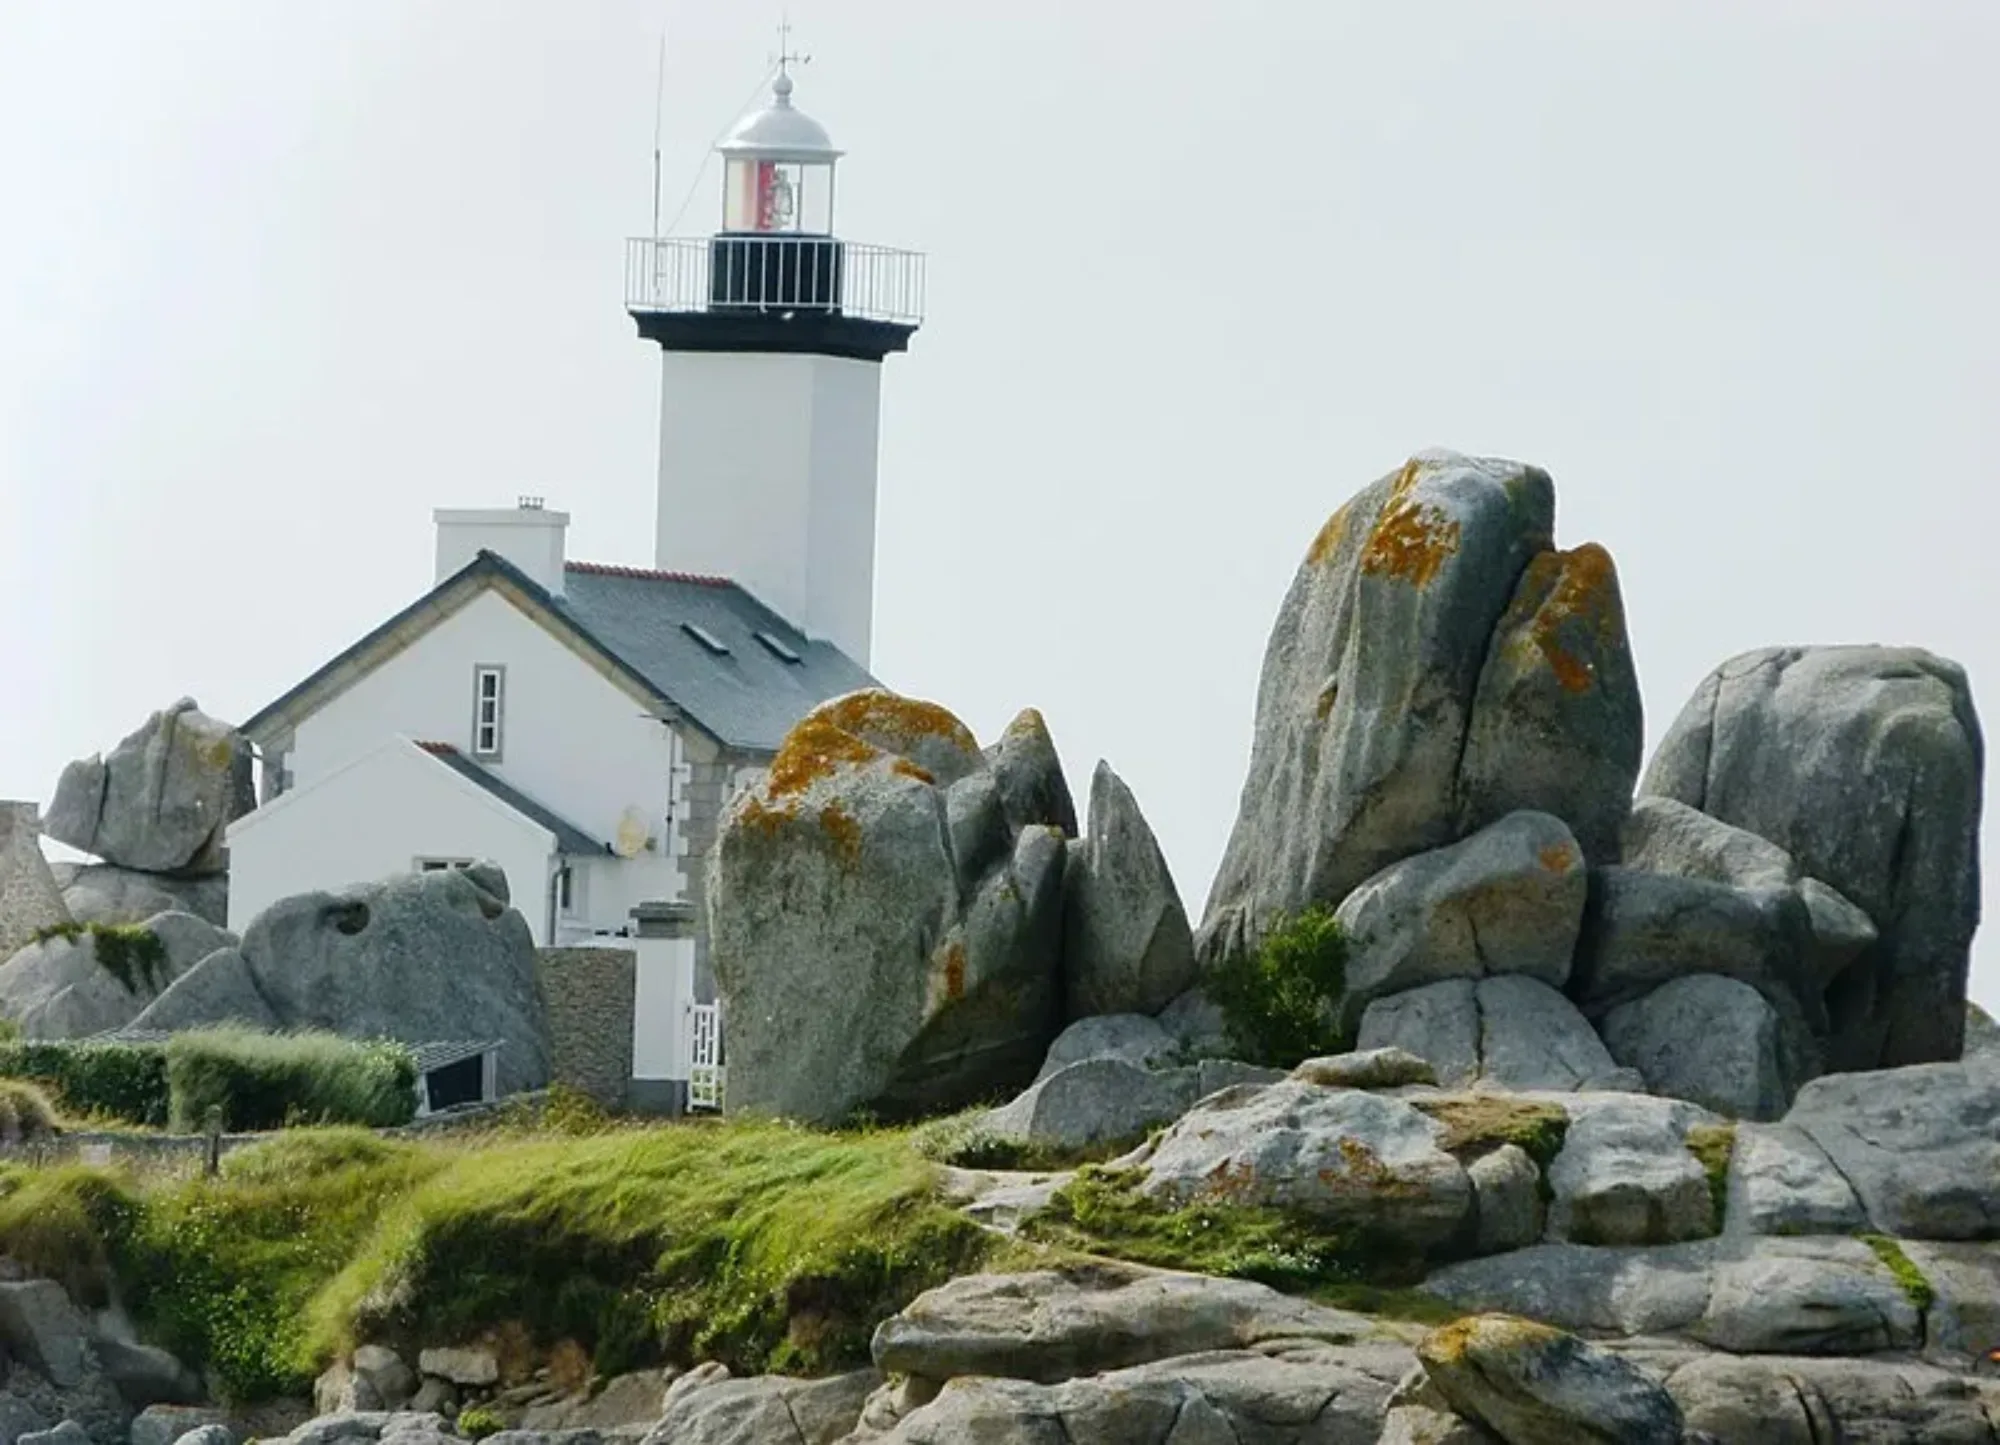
[709,691,1069,1125]
[0,804,69,962]
[130,865,549,1094]
[43,700,253,877]
[1198,450,1642,968]
[1642,645,1984,1070]
[1058,762,1196,1020]
[0,911,233,1039]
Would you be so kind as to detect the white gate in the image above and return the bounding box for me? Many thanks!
[688,1002,724,1112]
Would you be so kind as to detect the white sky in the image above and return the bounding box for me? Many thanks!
[1,3,1993,1011]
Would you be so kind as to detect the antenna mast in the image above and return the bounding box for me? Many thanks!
[650,22,668,237]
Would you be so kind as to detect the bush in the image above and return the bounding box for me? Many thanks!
[1204,906,1352,1067]
[165,1028,418,1133]
[0,1040,169,1126]
[0,1079,60,1143]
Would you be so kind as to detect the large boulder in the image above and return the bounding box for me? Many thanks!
[979,1058,1197,1155]
[1544,1093,1722,1246]
[1199,450,1641,967]
[1059,761,1196,1020]
[1138,1079,1474,1251]
[1600,974,1788,1120]
[53,863,228,929]
[1333,811,1588,1029]
[43,699,253,876]
[1357,975,1634,1093]
[1641,646,1983,1070]
[1780,1058,2000,1238]
[0,910,232,1039]
[709,691,1067,1125]
[0,803,69,961]
[131,865,549,1094]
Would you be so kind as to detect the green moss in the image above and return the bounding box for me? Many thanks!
[1020,1165,1427,1297]
[456,1407,504,1441]
[32,922,169,996]
[1412,1096,1570,1172]
[1859,1233,1935,1314]
[1206,907,1352,1068]
[1685,1124,1737,1230]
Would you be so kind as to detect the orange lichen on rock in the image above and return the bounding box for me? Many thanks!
[815,690,980,755]
[1538,841,1577,874]
[818,800,863,866]
[890,757,936,785]
[1306,501,1354,568]
[763,718,885,800]
[938,939,967,1001]
[1523,543,1624,696]
[1360,459,1461,590]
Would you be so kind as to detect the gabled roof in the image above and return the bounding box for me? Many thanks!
[413,742,607,856]
[238,550,878,755]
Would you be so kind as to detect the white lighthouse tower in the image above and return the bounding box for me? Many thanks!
[626,48,924,668]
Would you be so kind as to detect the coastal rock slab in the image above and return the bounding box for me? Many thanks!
[710,691,1064,1124]
[1033,1013,1178,1081]
[1600,974,1788,1120]
[1546,1093,1719,1246]
[133,866,549,1094]
[645,1369,877,1445]
[1417,1314,1684,1445]
[1139,1080,1473,1248]
[1456,544,1645,864]
[1725,1123,1866,1237]
[1424,1241,1719,1338]
[1783,1059,2000,1238]
[1665,1354,2000,1445]
[1059,761,1196,1020]
[1333,811,1587,1019]
[1198,451,1558,966]
[1642,645,1983,1070]
[0,804,69,961]
[1689,1238,1922,1355]
[43,699,253,876]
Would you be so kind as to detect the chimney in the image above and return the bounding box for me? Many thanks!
[434,497,570,596]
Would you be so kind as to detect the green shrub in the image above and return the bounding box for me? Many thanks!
[165,1028,418,1133]
[30,922,169,995]
[0,1079,60,1142]
[1204,906,1352,1067]
[0,1040,169,1126]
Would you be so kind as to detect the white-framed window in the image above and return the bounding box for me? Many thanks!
[556,862,576,915]
[472,664,506,759]
[416,857,476,873]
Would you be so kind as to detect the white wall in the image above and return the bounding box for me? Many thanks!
[632,935,696,1080]
[282,588,686,931]
[654,350,884,665]
[227,739,557,940]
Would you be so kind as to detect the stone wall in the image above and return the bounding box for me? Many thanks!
[536,947,636,1108]
[680,753,762,1001]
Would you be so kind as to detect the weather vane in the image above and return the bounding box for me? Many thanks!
[771,15,811,76]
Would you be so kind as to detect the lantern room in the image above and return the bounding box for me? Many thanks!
[719,72,841,235]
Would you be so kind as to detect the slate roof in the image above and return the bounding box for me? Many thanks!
[413,742,608,856]
[238,550,879,756]
[553,561,877,754]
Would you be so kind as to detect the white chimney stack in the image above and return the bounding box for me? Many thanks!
[434,498,570,596]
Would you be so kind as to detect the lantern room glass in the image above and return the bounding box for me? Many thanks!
[723,157,835,235]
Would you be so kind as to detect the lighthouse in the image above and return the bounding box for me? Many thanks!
[626,51,924,669]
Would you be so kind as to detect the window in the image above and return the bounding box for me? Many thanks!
[416,857,475,873]
[681,621,730,655]
[472,665,505,758]
[556,863,576,915]
[754,630,801,664]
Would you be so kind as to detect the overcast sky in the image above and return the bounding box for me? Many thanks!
[1,2,1993,1010]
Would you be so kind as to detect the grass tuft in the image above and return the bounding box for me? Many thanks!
[165,1027,418,1133]
[1684,1123,1737,1231]
[0,1079,61,1143]
[1859,1233,1935,1315]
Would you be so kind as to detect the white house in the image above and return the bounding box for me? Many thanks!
[223,56,924,1112]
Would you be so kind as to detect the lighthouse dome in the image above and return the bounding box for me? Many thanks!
[717,72,844,163]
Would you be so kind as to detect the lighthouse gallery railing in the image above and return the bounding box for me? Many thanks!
[625,236,926,327]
